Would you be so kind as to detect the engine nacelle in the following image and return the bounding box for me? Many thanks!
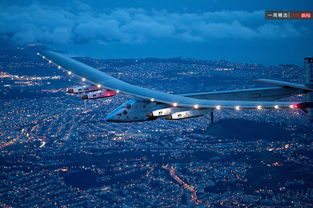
[66,85,100,94]
[81,89,117,100]
[147,107,189,118]
[165,109,211,120]
[147,107,172,117]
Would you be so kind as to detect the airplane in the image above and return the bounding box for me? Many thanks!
[38,51,313,123]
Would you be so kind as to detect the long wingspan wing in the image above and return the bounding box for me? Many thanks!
[39,51,302,110]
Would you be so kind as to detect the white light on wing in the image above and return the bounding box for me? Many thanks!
[58,66,61,69]
[194,104,199,109]
[48,60,52,63]
[97,84,101,88]
[274,105,279,109]
[150,98,155,102]
[257,105,262,110]
[68,71,72,75]
[235,106,240,110]
[173,103,178,107]
[216,105,221,110]
[82,78,86,82]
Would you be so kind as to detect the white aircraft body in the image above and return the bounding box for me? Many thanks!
[38,51,313,123]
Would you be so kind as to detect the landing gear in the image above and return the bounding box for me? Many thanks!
[210,111,214,125]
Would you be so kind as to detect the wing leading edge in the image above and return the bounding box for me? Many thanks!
[39,51,302,110]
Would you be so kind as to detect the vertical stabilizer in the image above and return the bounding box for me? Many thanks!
[305,57,313,87]
[306,93,313,122]
[305,57,313,121]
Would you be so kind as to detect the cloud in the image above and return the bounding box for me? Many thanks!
[190,20,257,39]
[257,23,301,39]
[0,4,304,45]
[75,20,123,43]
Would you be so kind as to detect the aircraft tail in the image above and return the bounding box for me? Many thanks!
[257,57,313,122]
[257,57,313,92]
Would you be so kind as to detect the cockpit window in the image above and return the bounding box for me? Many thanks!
[123,110,128,115]
[126,104,131,109]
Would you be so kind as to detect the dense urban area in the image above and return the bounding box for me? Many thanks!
[0,46,313,207]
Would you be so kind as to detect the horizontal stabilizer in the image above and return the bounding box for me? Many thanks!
[257,79,313,92]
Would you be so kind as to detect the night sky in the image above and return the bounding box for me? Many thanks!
[0,0,312,65]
